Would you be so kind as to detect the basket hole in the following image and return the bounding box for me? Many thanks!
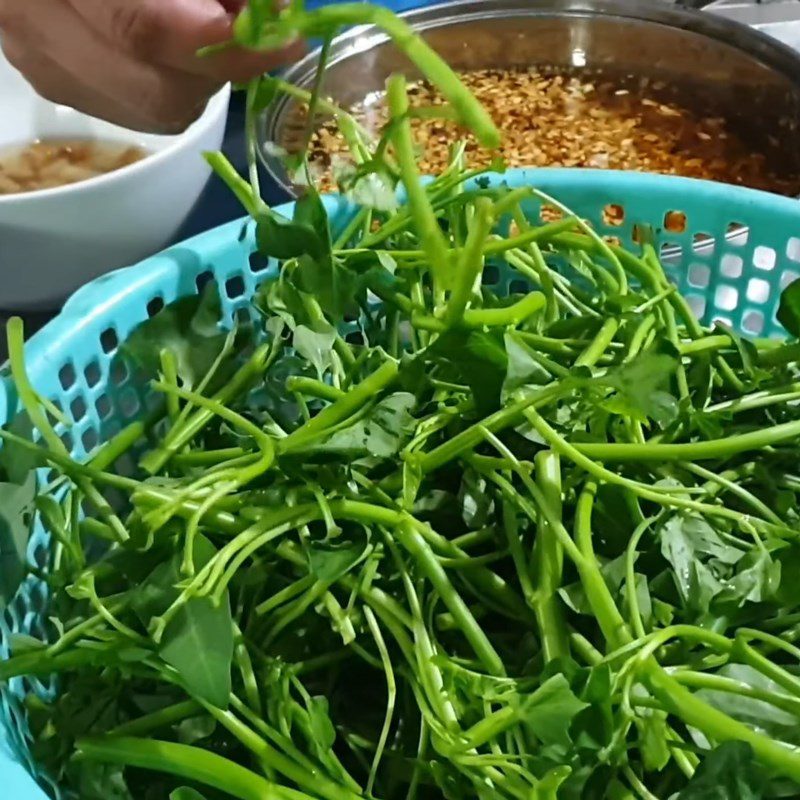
[747,278,770,304]
[32,542,48,570]
[781,270,800,290]
[743,310,765,336]
[482,265,500,286]
[110,360,129,387]
[96,394,112,419]
[660,242,681,261]
[346,331,365,346]
[787,237,800,263]
[58,363,76,391]
[119,389,140,418]
[100,327,119,354]
[101,420,120,440]
[147,296,165,317]
[84,360,101,388]
[154,418,170,439]
[234,307,252,326]
[540,204,563,223]
[59,429,73,453]
[70,396,87,422]
[692,233,715,255]
[114,453,137,478]
[714,285,738,313]
[664,210,687,234]
[249,252,270,274]
[687,294,706,320]
[753,245,776,272]
[82,427,99,453]
[226,275,246,299]
[509,279,529,295]
[688,264,710,289]
[145,391,161,412]
[602,203,624,228]
[603,235,622,247]
[720,253,743,279]
[196,271,214,294]
[105,488,127,514]
[727,222,748,246]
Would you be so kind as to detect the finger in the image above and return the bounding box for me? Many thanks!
[2,35,177,133]
[8,0,218,132]
[67,0,305,82]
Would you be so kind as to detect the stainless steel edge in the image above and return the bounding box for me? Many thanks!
[259,0,800,258]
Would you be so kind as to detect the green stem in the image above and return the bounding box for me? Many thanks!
[279,359,398,452]
[77,736,309,800]
[286,5,500,147]
[576,420,800,462]
[142,342,274,474]
[207,705,362,800]
[396,520,506,677]
[445,197,494,326]
[108,700,201,738]
[642,667,800,783]
[532,451,570,662]
[386,74,451,296]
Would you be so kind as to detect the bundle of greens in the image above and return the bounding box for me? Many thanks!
[4,2,800,800]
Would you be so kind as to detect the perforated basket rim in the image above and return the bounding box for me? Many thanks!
[13,168,800,392]
[3,167,800,799]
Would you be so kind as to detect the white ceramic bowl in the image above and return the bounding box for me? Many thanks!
[0,48,231,311]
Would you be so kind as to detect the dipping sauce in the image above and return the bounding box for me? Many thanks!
[294,67,800,196]
[0,139,147,195]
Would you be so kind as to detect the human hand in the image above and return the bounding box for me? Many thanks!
[0,0,303,133]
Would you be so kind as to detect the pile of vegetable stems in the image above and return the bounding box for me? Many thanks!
[2,2,800,800]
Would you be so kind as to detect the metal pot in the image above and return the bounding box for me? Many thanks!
[259,0,800,255]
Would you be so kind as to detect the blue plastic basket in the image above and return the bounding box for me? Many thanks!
[3,168,800,798]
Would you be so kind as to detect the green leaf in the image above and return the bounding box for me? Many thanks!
[503,331,552,399]
[0,412,41,485]
[636,711,671,771]
[676,741,766,799]
[176,715,217,745]
[256,189,331,264]
[599,351,679,427]
[251,75,279,114]
[256,213,325,261]
[293,188,332,250]
[695,664,800,745]
[136,537,234,709]
[294,255,355,322]
[309,393,417,458]
[717,550,781,607]
[293,323,337,380]
[560,555,627,616]
[70,761,133,800]
[160,597,233,710]
[522,674,588,747]
[9,633,45,653]
[307,695,336,751]
[308,536,368,582]
[777,278,800,338]
[170,789,208,800]
[428,329,507,415]
[658,514,744,612]
[123,283,232,389]
[0,473,35,609]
